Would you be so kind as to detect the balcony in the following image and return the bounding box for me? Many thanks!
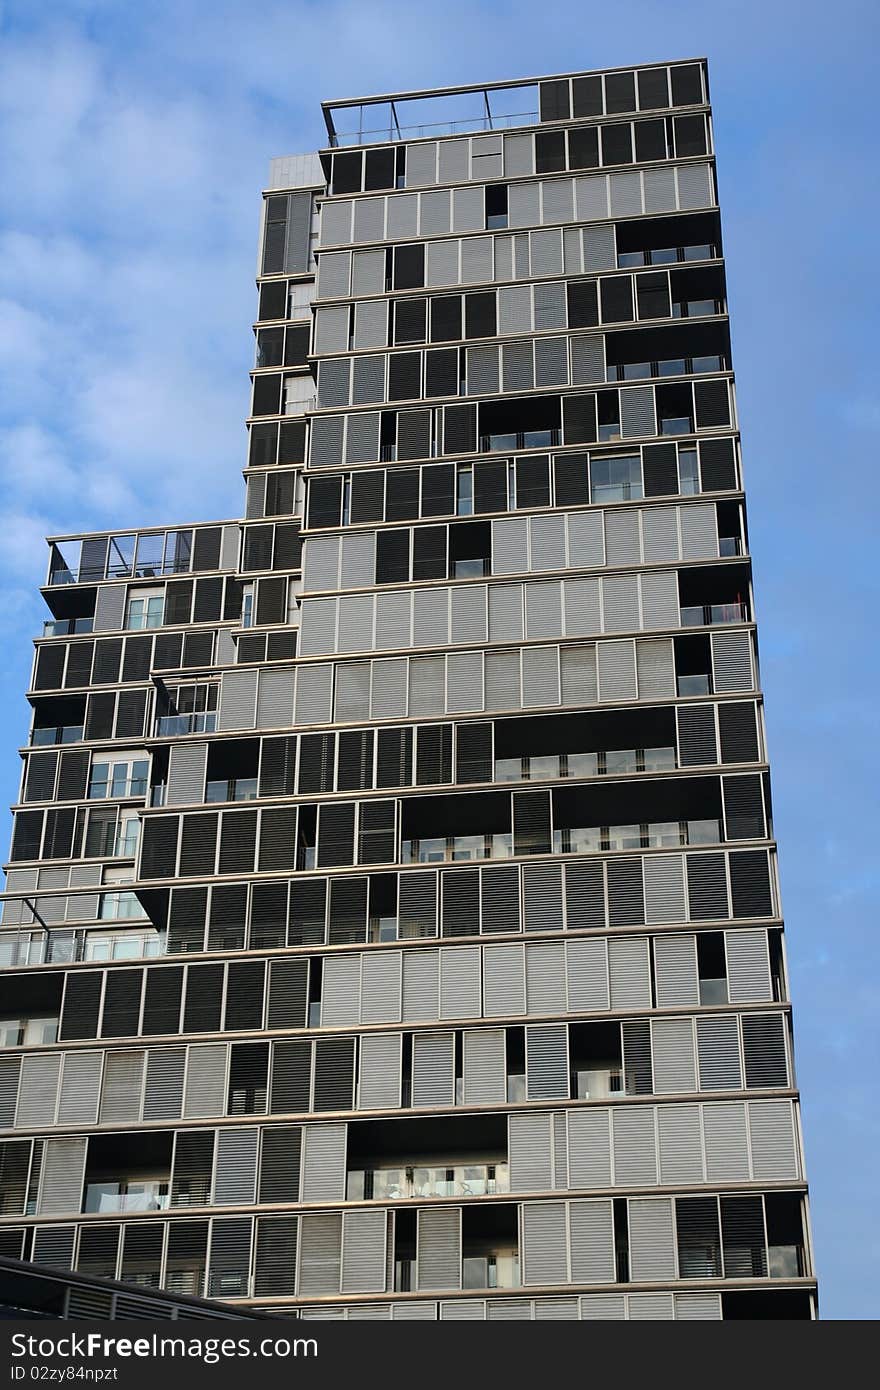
[30,724,83,746]
[0,928,163,971]
[0,1016,58,1049]
[402,833,513,865]
[681,602,748,627]
[205,777,258,804]
[347,1163,509,1202]
[462,1254,520,1290]
[42,618,93,637]
[481,429,560,453]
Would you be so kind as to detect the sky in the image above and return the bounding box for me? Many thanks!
[0,0,878,1318]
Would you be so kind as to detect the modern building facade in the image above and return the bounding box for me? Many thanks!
[0,60,817,1320]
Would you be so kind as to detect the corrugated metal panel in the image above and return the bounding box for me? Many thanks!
[651,1016,697,1093]
[461,1027,506,1103]
[525,1024,569,1100]
[628,1197,677,1281]
[341,1208,387,1294]
[675,1292,722,1320]
[508,1111,554,1193]
[300,1123,347,1201]
[214,1127,258,1205]
[521,644,561,707]
[425,239,459,287]
[352,300,388,351]
[398,873,438,943]
[353,197,385,243]
[565,937,610,1012]
[643,166,677,213]
[657,1103,705,1184]
[317,250,350,297]
[386,193,418,240]
[629,1293,674,1319]
[530,229,563,278]
[725,929,773,1002]
[602,573,641,633]
[483,942,526,1017]
[653,930,699,1002]
[358,1033,402,1110]
[747,1099,799,1180]
[530,514,567,572]
[417,1207,461,1291]
[143,1047,185,1120]
[703,1101,750,1181]
[521,1201,568,1286]
[411,1031,455,1108]
[37,1138,87,1214]
[597,639,637,701]
[567,1107,612,1189]
[568,1200,616,1283]
[696,1015,743,1090]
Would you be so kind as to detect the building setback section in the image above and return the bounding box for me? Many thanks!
[0,58,816,1320]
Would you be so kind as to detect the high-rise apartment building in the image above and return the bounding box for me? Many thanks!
[0,60,817,1320]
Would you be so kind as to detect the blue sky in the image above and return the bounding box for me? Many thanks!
[1,0,877,1317]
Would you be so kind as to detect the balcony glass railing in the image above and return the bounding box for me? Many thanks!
[768,1245,805,1278]
[574,1067,624,1100]
[481,429,560,453]
[494,747,675,783]
[462,1254,520,1290]
[553,819,721,855]
[346,1163,509,1202]
[42,618,93,637]
[0,1017,59,1049]
[0,928,164,970]
[401,833,513,865]
[205,778,258,803]
[84,1181,169,1215]
[31,725,83,746]
[677,674,712,696]
[680,602,747,627]
[156,711,217,736]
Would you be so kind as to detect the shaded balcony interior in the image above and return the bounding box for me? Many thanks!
[479,395,561,453]
[605,319,730,383]
[346,1113,508,1201]
[39,582,97,633]
[493,705,678,784]
[154,681,218,737]
[393,1202,520,1293]
[0,970,62,1047]
[401,774,726,865]
[376,519,493,584]
[29,695,86,746]
[678,561,751,626]
[205,739,260,804]
[84,1132,172,1215]
[615,211,721,268]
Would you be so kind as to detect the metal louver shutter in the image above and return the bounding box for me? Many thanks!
[644,854,687,924]
[417,1208,461,1291]
[628,1197,677,1281]
[398,872,438,940]
[723,928,771,1006]
[360,951,401,1024]
[612,1107,658,1185]
[312,1036,356,1110]
[696,1016,742,1090]
[32,1226,75,1271]
[597,639,636,701]
[269,1040,311,1115]
[607,859,645,928]
[300,1123,347,1201]
[742,1013,788,1088]
[729,849,773,918]
[439,945,481,1019]
[747,1100,799,1180]
[653,932,699,1005]
[267,959,308,1028]
[711,631,753,693]
[441,867,480,939]
[207,1216,253,1298]
[522,1202,568,1286]
[657,1104,704,1185]
[651,1017,697,1093]
[526,1024,569,1100]
[513,790,551,857]
[508,1111,553,1192]
[59,971,103,1040]
[183,1043,227,1118]
[218,669,258,731]
[483,943,526,1017]
[566,938,610,1013]
[99,1050,144,1122]
[718,701,759,764]
[522,863,564,933]
[723,774,765,840]
[677,704,717,767]
[481,862,520,934]
[526,941,566,1014]
[411,1031,455,1108]
[402,949,440,1021]
[358,1033,402,1109]
[569,1200,616,1284]
[461,1028,506,1103]
[143,1047,185,1120]
[564,861,606,931]
[57,1052,102,1125]
[254,1216,297,1296]
[37,1138,87,1215]
[166,743,208,806]
[214,1127,258,1206]
[608,936,651,1008]
[686,852,729,920]
[298,1213,343,1296]
[703,1101,750,1181]
[567,1108,612,1189]
[259,1126,301,1204]
[720,1196,767,1278]
[342,1209,387,1294]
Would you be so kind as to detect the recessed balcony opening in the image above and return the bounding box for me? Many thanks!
[40,581,96,633]
[721,1290,813,1320]
[462,1203,520,1290]
[674,633,712,696]
[697,931,728,1004]
[401,789,511,865]
[449,519,491,578]
[551,774,723,854]
[765,1193,807,1278]
[570,1021,624,1100]
[0,972,62,1048]
[205,739,260,804]
[84,1132,172,1215]
[606,321,730,382]
[346,1114,508,1201]
[493,707,678,785]
[479,395,561,453]
[678,561,751,627]
[655,381,695,435]
[670,264,726,319]
[615,211,721,267]
[367,873,398,943]
[30,696,86,746]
